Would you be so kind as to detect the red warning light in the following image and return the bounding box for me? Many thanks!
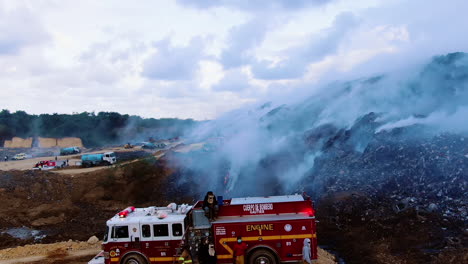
[118,206,135,218]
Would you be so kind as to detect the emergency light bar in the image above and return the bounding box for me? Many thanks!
[118,206,135,218]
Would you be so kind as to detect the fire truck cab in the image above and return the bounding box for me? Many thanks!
[93,194,317,264]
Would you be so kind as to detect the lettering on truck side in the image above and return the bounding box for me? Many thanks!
[216,226,226,235]
[242,203,274,214]
[246,224,274,235]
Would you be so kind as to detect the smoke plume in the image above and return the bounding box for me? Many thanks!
[177,52,468,198]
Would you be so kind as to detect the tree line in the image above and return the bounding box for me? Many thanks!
[0,110,198,147]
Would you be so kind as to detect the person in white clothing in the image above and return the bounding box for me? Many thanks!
[302,238,311,264]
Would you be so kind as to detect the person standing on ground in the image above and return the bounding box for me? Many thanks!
[178,246,193,264]
[198,237,210,264]
[233,236,248,264]
[302,238,312,264]
[206,242,217,264]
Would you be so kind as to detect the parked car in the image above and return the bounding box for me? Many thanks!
[142,142,166,149]
[60,146,81,155]
[12,153,28,160]
[141,142,157,149]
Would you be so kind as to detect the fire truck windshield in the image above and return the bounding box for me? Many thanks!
[111,226,129,238]
[103,226,109,242]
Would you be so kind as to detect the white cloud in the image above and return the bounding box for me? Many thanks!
[251,12,359,80]
[142,37,206,80]
[212,69,252,92]
[0,6,49,55]
[0,0,467,120]
[176,0,335,11]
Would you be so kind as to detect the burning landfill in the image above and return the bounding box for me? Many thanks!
[166,53,468,263]
[0,53,467,264]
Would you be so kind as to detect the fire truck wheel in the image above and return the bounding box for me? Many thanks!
[122,254,147,264]
[248,249,278,264]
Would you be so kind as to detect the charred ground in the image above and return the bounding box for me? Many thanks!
[163,115,467,263]
[0,157,194,250]
[0,136,466,263]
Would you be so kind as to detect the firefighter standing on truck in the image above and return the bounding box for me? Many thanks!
[233,236,248,264]
[178,246,193,264]
[203,191,219,221]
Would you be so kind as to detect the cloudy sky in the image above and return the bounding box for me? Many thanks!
[1,0,467,120]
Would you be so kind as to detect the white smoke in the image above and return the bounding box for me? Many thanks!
[183,53,468,196]
[377,107,468,134]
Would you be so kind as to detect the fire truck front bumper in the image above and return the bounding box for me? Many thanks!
[88,250,105,264]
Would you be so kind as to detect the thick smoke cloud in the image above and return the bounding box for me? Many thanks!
[181,52,468,198]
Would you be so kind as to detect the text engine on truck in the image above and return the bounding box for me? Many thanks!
[89,193,318,264]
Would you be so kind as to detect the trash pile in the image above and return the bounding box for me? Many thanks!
[301,117,468,263]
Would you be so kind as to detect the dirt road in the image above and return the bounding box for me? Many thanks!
[0,240,101,264]
[0,146,156,174]
[0,242,336,264]
[0,142,199,175]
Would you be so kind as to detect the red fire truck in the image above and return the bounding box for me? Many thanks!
[32,160,67,170]
[90,194,318,264]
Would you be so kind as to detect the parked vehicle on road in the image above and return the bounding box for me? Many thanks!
[33,160,67,170]
[81,152,116,167]
[142,142,166,149]
[12,153,29,160]
[141,142,157,149]
[89,193,318,264]
[60,146,81,155]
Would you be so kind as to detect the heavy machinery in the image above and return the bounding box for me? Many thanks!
[124,143,134,149]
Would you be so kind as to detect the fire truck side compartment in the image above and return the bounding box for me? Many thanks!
[98,195,317,264]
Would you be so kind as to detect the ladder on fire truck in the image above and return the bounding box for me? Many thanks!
[172,226,193,264]
[173,205,213,264]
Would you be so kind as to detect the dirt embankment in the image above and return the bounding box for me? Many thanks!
[0,158,339,264]
[0,146,465,264]
[316,193,468,264]
[4,137,84,148]
[4,138,33,148]
[0,158,189,246]
[0,239,101,264]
